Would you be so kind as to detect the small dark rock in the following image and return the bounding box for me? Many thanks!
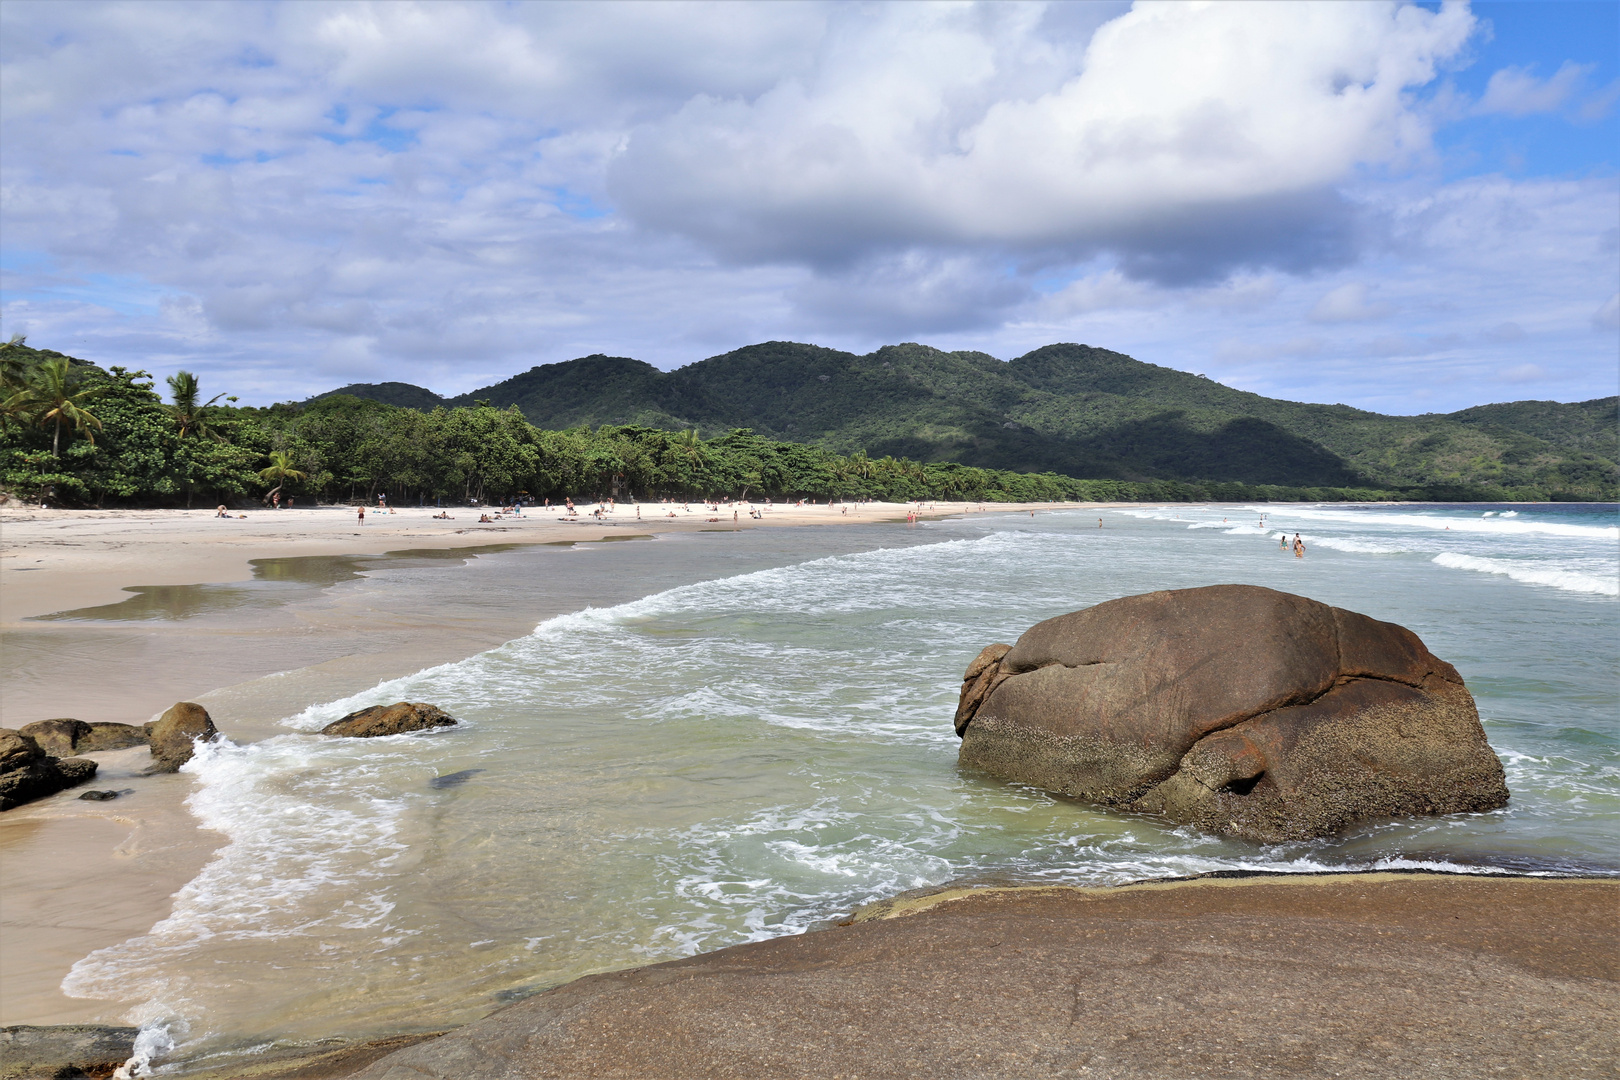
[322,702,458,738]
[79,790,120,801]
[0,1023,138,1080]
[145,702,219,774]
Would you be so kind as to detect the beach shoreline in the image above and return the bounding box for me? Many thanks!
[0,498,1090,1028]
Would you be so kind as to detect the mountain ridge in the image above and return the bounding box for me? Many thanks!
[313,341,1619,499]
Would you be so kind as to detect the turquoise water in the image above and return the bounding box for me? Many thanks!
[64,504,1619,1072]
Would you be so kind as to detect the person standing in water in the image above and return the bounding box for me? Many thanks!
[1293,534,1305,558]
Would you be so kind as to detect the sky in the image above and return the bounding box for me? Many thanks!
[1,0,1616,414]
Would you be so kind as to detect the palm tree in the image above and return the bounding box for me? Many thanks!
[257,451,308,505]
[670,428,708,492]
[0,334,34,432]
[166,370,230,441]
[672,428,707,465]
[15,358,104,457]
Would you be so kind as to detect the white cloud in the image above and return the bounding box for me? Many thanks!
[609,1,1476,280]
[1308,282,1391,323]
[1039,269,1163,317]
[1476,61,1593,117]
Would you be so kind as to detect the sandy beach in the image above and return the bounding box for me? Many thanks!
[0,498,1077,1028]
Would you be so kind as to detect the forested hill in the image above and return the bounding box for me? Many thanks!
[321,341,1619,500]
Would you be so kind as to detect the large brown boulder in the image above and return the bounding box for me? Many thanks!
[954,585,1508,842]
[0,730,98,811]
[322,702,458,738]
[17,719,90,757]
[16,719,147,756]
[146,702,219,773]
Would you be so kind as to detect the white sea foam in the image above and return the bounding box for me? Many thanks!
[1290,534,1408,555]
[1433,552,1619,596]
[1252,505,1617,540]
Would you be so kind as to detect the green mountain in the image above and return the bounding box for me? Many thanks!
[320,341,1619,500]
[314,381,447,410]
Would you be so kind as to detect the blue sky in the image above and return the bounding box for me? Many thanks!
[1,0,1615,413]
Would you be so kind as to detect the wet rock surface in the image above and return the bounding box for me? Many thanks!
[344,873,1617,1080]
[145,702,219,773]
[17,719,90,758]
[17,719,149,756]
[78,722,150,753]
[955,584,1508,841]
[0,1023,137,1080]
[322,702,458,738]
[0,730,98,811]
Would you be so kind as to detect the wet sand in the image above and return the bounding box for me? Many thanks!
[0,500,1079,1027]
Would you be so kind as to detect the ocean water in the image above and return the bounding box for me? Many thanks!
[62,504,1619,1073]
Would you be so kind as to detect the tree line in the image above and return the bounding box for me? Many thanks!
[0,344,1402,507]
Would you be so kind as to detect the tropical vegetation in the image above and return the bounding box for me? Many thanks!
[1,340,1612,508]
[324,341,1617,501]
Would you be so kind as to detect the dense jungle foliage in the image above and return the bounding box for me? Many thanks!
[1,343,1399,507]
[325,341,1618,501]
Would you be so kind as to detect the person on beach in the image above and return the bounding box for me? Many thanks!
[216,505,229,518]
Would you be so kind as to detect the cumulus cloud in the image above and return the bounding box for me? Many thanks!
[609,1,1474,282]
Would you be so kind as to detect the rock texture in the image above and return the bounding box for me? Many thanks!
[322,702,458,738]
[954,584,1508,841]
[345,873,1618,1080]
[17,719,90,757]
[17,719,148,756]
[0,1024,138,1080]
[80,722,150,752]
[145,702,219,773]
[0,730,98,811]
